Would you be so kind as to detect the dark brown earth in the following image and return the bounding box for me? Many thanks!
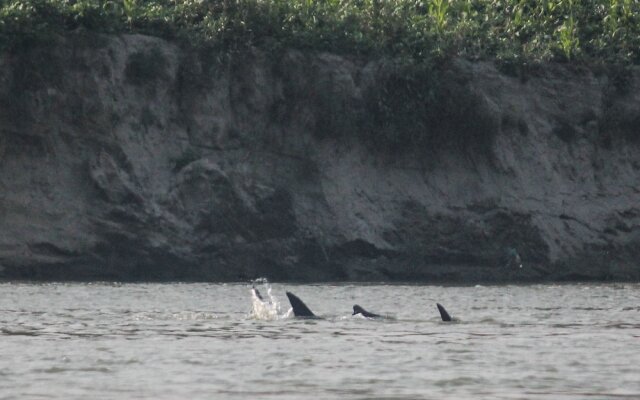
[1,33,639,282]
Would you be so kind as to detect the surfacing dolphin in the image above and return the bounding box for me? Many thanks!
[352,305,382,318]
[252,286,264,302]
[436,303,454,322]
[285,291,317,318]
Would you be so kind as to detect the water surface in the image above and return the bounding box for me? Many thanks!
[1,282,639,399]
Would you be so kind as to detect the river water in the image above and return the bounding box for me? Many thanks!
[1,282,639,399]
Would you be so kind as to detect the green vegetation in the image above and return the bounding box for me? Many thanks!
[1,0,640,64]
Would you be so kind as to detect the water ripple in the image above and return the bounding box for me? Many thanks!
[0,282,639,399]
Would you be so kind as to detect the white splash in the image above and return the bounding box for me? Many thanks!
[249,280,290,320]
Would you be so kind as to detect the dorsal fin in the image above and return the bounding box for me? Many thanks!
[436,303,453,322]
[286,291,316,318]
[352,304,381,318]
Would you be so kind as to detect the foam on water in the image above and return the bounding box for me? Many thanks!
[249,280,291,320]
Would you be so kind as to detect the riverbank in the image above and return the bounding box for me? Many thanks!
[0,32,639,282]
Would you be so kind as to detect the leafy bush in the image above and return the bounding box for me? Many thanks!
[2,0,640,64]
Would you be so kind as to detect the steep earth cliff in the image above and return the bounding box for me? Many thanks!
[1,33,639,282]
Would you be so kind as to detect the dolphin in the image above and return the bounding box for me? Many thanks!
[285,291,317,318]
[352,305,382,318]
[251,286,264,302]
[436,303,453,322]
